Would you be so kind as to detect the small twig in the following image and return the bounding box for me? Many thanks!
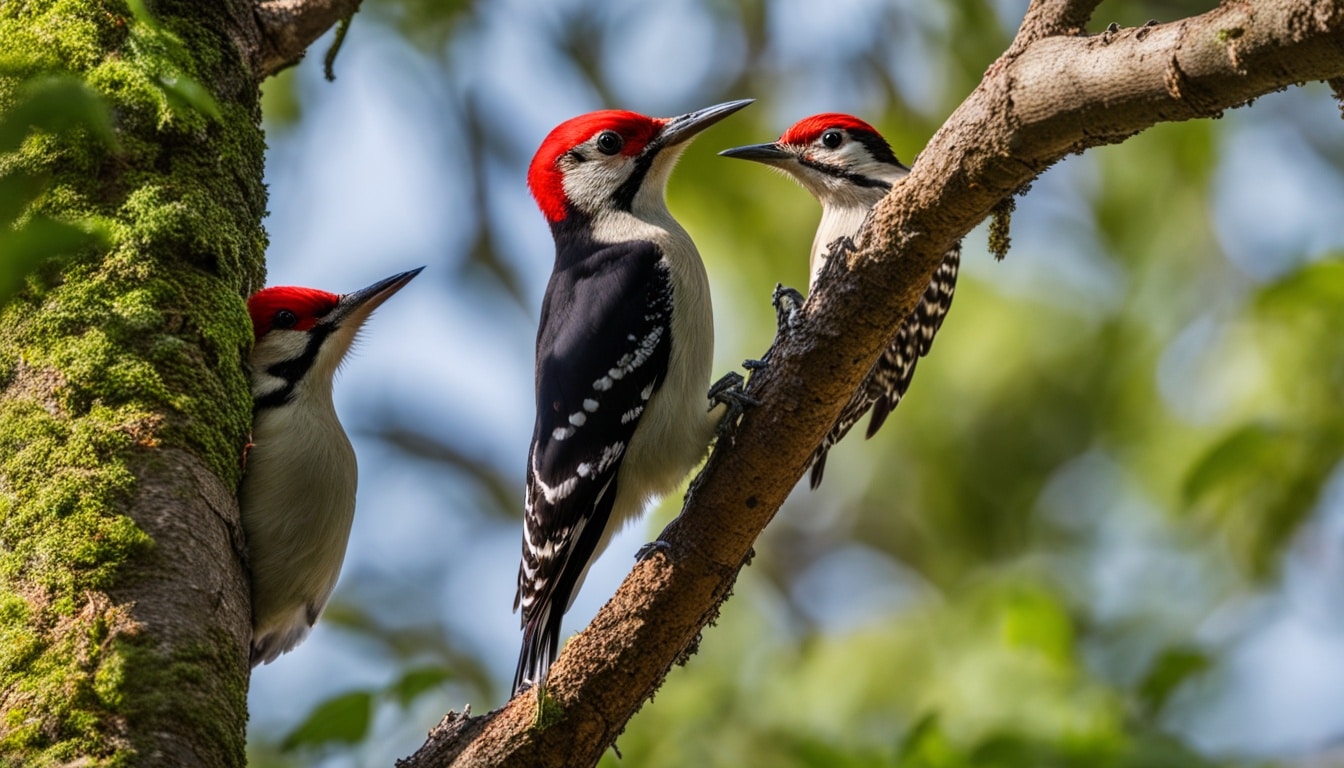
[251,0,363,79]
[323,11,354,82]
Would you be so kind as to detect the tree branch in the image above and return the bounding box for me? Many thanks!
[1007,0,1102,54]
[401,2,1344,765]
[248,0,362,79]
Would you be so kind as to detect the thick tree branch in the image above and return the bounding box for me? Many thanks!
[247,0,362,78]
[402,2,1344,765]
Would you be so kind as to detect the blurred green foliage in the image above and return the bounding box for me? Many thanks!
[0,73,114,306]
[245,0,1344,765]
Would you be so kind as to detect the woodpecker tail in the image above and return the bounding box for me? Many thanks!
[806,243,961,490]
[514,603,563,694]
[808,450,830,488]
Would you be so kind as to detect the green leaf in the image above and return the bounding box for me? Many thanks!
[999,588,1074,666]
[1135,646,1211,717]
[1256,256,1344,315]
[1182,422,1336,577]
[0,216,109,306]
[123,0,221,122]
[155,72,222,121]
[123,0,165,32]
[280,690,373,751]
[0,76,115,153]
[897,712,962,767]
[388,666,453,707]
[0,170,45,227]
[1181,424,1282,505]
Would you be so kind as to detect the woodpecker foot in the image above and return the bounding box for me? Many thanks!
[708,371,759,441]
[635,539,671,562]
[772,283,805,332]
[743,284,806,372]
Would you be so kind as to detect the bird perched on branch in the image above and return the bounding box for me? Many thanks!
[722,114,960,488]
[514,99,754,692]
[240,267,422,666]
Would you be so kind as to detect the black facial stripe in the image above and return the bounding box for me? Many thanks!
[850,130,904,168]
[611,138,663,212]
[254,323,335,412]
[800,157,893,191]
[253,387,294,412]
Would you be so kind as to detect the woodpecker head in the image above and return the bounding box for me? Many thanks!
[528,99,753,231]
[719,113,908,208]
[246,267,423,409]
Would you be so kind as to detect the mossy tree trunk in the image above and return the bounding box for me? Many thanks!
[0,0,277,764]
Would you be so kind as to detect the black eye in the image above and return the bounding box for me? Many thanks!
[821,130,843,149]
[272,309,298,329]
[595,130,624,156]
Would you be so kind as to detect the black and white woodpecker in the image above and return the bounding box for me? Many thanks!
[721,114,960,488]
[240,267,422,667]
[514,99,753,692]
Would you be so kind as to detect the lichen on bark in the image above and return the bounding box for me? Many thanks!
[0,0,265,764]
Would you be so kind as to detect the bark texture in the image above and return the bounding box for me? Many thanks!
[400,1,1344,766]
[248,0,363,77]
[0,0,265,764]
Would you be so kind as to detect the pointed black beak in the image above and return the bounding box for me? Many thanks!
[658,99,754,147]
[326,266,424,327]
[718,142,795,163]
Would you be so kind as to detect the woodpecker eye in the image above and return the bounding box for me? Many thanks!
[595,130,624,156]
[272,309,298,329]
[821,130,843,149]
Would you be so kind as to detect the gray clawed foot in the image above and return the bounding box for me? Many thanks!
[744,284,806,371]
[635,539,671,561]
[708,371,759,441]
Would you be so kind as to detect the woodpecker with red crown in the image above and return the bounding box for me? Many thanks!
[240,267,422,667]
[514,99,754,693]
[722,114,959,488]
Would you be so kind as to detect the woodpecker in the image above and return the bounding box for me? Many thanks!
[240,267,422,667]
[514,99,753,692]
[721,114,959,488]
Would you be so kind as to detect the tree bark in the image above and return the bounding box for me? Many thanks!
[400,1,1344,765]
[0,0,276,764]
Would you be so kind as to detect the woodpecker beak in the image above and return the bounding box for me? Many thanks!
[658,99,754,148]
[718,142,795,164]
[325,266,424,330]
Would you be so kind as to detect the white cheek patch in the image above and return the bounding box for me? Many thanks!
[561,153,636,215]
[249,329,309,371]
[835,142,870,166]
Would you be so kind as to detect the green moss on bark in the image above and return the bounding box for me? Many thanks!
[0,0,265,763]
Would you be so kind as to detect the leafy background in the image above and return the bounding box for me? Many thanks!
[9,0,1344,766]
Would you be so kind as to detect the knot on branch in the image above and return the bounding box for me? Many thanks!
[1164,49,1225,116]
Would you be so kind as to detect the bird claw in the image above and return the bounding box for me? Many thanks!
[708,370,759,441]
[771,283,805,332]
[743,284,806,372]
[635,539,671,561]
